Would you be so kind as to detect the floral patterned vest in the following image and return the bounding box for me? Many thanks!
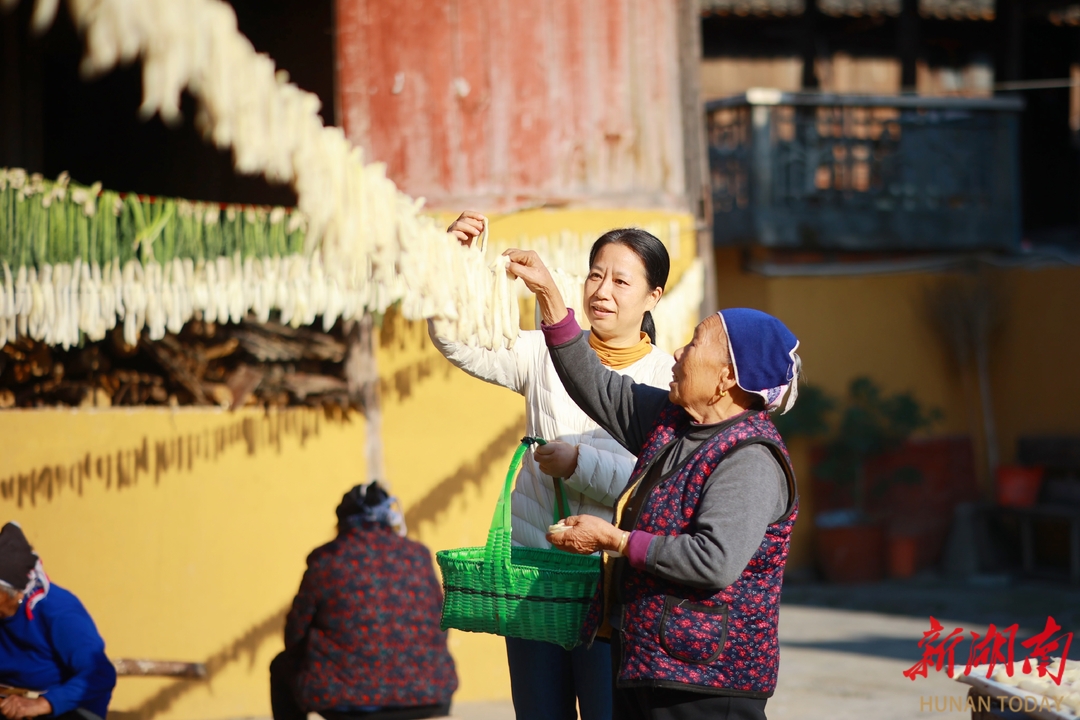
[584,405,798,698]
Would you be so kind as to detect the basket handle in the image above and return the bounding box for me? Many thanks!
[483,437,571,560]
[482,437,573,636]
[481,438,529,637]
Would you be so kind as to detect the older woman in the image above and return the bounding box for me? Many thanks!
[0,523,116,720]
[270,482,457,720]
[506,249,800,720]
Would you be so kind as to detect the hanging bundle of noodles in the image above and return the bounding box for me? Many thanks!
[0,168,529,351]
[4,0,523,350]
[0,167,702,352]
[5,0,704,354]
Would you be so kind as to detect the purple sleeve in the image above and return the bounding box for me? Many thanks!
[540,308,581,346]
[543,307,669,454]
[626,530,655,570]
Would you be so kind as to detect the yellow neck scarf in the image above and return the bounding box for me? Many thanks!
[588,331,652,370]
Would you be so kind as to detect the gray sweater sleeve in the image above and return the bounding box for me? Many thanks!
[547,330,671,455]
[644,444,790,590]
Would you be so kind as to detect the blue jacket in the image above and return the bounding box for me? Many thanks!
[0,585,116,718]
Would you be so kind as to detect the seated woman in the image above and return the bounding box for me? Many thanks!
[270,483,457,720]
[0,522,117,720]
[505,249,801,720]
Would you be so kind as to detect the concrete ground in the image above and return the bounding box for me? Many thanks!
[446,576,1080,719]
[769,577,1080,720]
[447,701,515,719]
[448,605,968,720]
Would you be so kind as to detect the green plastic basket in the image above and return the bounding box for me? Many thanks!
[436,437,601,650]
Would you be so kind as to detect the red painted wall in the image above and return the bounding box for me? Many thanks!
[336,0,687,210]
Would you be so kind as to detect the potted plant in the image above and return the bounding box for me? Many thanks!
[777,377,939,583]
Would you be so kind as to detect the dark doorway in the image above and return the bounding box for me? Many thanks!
[0,0,335,206]
[1018,16,1080,248]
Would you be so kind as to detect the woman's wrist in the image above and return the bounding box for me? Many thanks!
[567,444,580,476]
[604,526,628,554]
[536,288,569,326]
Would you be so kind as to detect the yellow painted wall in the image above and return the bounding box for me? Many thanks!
[0,208,696,720]
[6,206,1072,719]
[0,406,374,720]
[989,266,1080,462]
[713,249,1080,569]
[8,205,1073,717]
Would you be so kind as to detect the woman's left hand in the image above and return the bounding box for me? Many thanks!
[503,249,555,295]
[534,441,579,478]
[503,249,568,325]
[547,515,624,555]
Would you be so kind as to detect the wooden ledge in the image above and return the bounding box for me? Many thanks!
[112,660,207,678]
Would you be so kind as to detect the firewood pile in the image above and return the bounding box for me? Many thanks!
[0,318,354,410]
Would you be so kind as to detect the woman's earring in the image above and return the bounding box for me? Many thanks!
[719,389,728,398]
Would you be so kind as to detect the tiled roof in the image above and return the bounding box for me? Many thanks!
[819,0,899,17]
[700,0,804,16]
[1049,4,1080,25]
[701,0,995,19]
[919,0,994,20]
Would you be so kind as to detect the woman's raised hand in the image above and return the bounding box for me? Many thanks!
[546,514,624,555]
[447,211,486,247]
[503,249,554,294]
[503,249,569,325]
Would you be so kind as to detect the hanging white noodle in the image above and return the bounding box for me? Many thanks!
[7,0,522,351]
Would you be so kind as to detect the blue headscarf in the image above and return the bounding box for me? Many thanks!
[335,482,407,536]
[716,309,801,414]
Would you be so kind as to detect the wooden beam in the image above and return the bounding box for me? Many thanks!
[994,0,1023,84]
[898,0,920,92]
[139,337,211,405]
[113,659,207,678]
[1068,65,1080,134]
[344,316,385,483]
[801,0,821,90]
[226,364,266,410]
[677,0,718,317]
[678,0,708,221]
[283,372,347,400]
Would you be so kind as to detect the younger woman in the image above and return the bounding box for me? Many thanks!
[430,212,675,720]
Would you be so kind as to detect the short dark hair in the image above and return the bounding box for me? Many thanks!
[588,228,671,344]
[336,481,389,523]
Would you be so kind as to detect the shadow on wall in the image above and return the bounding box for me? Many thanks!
[108,605,290,720]
[0,347,456,509]
[0,408,331,507]
[383,355,456,404]
[404,413,526,532]
[107,411,526,720]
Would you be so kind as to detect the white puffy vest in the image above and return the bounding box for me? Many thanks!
[430,326,675,548]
